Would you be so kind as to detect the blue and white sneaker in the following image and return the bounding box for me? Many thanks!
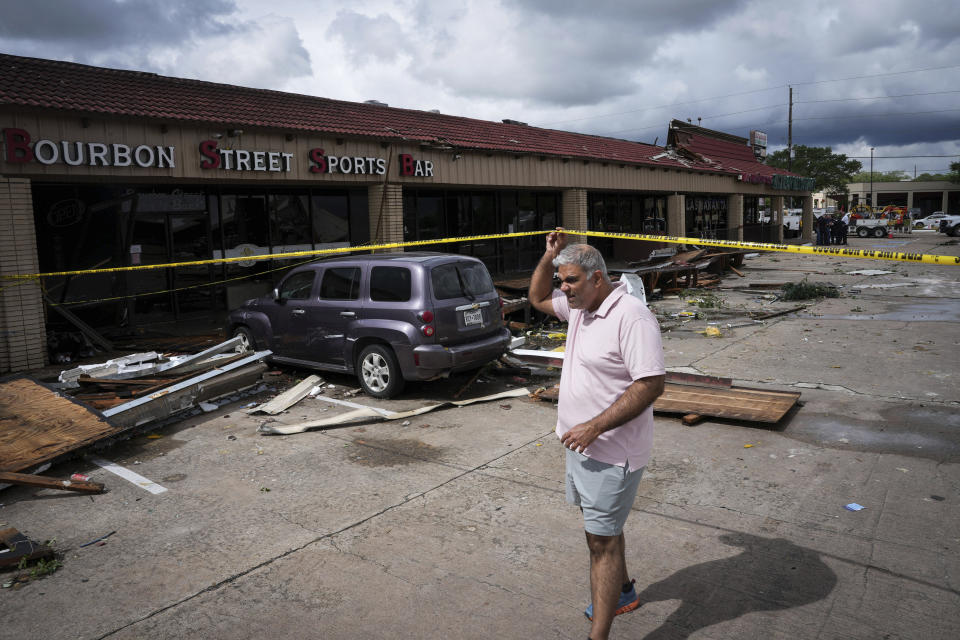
[584,579,640,621]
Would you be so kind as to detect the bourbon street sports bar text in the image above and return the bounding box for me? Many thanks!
[2,129,435,177]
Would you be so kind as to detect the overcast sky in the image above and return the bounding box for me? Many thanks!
[2,0,958,175]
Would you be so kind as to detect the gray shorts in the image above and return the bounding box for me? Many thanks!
[565,449,644,536]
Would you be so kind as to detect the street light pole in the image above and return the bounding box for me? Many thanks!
[870,147,875,212]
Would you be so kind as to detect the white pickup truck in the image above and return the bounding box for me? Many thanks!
[937,214,960,237]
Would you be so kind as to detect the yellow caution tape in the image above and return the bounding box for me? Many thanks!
[2,228,957,281]
[579,230,959,267]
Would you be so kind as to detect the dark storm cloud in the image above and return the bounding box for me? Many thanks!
[517,0,748,31]
[826,0,960,53]
[323,1,751,108]
[0,0,312,90]
[0,0,238,47]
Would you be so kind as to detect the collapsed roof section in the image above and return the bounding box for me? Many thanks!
[667,119,800,179]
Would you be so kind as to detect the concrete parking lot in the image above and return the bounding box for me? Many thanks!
[2,232,959,639]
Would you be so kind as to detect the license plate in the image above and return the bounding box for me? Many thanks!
[463,308,483,326]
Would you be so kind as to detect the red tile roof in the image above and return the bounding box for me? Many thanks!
[0,54,733,173]
[672,129,798,177]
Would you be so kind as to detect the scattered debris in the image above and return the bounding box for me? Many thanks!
[750,305,809,321]
[655,378,800,424]
[844,503,865,511]
[100,350,270,426]
[781,279,839,301]
[79,531,115,548]
[847,269,894,276]
[0,528,54,570]
[248,375,322,415]
[532,371,799,427]
[0,471,104,494]
[0,376,122,474]
[259,388,530,435]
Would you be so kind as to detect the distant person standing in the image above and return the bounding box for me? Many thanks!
[816,215,830,245]
[840,212,850,245]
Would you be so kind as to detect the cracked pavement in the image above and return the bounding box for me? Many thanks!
[2,232,959,639]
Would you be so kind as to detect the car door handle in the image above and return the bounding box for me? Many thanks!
[340,311,356,318]
[291,309,306,315]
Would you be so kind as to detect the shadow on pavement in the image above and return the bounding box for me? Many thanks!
[637,532,837,639]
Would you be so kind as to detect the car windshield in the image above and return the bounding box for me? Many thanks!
[431,262,494,301]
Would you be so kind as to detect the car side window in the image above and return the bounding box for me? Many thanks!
[320,267,361,300]
[278,271,316,300]
[370,266,411,302]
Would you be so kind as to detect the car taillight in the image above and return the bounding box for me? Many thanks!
[421,325,435,337]
[418,310,434,323]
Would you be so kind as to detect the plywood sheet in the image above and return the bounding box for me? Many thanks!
[654,384,800,424]
[0,376,121,472]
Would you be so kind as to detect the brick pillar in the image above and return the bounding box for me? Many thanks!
[666,194,685,237]
[561,188,588,244]
[0,178,46,373]
[368,183,404,252]
[727,194,744,241]
[801,195,814,243]
[772,195,785,243]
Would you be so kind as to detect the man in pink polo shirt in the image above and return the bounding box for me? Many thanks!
[530,230,665,640]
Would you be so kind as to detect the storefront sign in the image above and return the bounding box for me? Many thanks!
[398,153,434,177]
[742,173,815,191]
[199,140,293,172]
[771,175,815,191]
[308,148,387,175]
[5,128,435,179]
[3,128,175,168]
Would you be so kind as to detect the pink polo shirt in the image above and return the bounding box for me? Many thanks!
[552,282,664,471]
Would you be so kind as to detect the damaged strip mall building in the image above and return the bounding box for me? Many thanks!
[0,53,814,373]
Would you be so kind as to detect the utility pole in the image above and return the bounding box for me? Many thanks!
[787,86,793,171]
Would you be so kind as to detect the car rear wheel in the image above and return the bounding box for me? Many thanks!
[233,326,256,352]
[357,344,405,399]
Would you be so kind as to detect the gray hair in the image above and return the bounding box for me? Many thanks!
[552,244,610,281]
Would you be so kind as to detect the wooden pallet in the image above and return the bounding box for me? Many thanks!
[533,378,800,426]
[654,384,800,424]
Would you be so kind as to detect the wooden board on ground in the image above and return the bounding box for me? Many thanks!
[534,379,800,425]
[0,470,104,494]
[0,376,121,472]
[654,384,800,424]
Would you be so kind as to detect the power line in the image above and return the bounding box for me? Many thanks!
[538,87,786,127]
[791,63,960,86]
[796,89,960,104]
[847,155,960,158]
[537,63,960,128]
[599,106,960,138]
[793,108,960,121]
